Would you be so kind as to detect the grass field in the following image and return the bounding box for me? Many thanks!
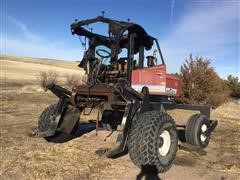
[0,54,239,179]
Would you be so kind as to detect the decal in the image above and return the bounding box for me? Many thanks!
[166,88,177,95]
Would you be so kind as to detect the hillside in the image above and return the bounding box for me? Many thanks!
[0,54,85,88]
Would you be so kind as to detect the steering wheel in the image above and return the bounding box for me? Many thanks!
[96,49,111,59]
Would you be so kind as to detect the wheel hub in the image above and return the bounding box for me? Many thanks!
[158,130,171,156]
[158,137,164,147]
[200,124,207,142]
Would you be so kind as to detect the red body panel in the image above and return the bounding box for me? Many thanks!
[131,65,182,96]
[166,74,182,96]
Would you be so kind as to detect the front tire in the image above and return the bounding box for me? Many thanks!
[128,111,178,173]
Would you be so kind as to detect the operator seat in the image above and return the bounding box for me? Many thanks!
[146,56,156,67]
[118,57,128,72]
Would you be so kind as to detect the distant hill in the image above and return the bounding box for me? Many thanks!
[0,54,80,69]
[0,54,84,86]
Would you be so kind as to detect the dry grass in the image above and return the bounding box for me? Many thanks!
[212,100,240,125]
[39,70,59,90]
[66,73,85,88]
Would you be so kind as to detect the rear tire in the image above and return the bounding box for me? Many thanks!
[185,114,210,149]
[38,104,79,143]
[128,111,178,173]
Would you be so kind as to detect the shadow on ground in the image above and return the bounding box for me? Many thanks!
[136,165,161,180]
[43,121,96,143]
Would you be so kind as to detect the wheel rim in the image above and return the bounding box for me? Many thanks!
[158,130,171,156]
[200,124,207,142]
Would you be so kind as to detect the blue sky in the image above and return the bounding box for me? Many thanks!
[1,0,239,79]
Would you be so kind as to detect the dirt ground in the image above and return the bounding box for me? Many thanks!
[1,57,240,179]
